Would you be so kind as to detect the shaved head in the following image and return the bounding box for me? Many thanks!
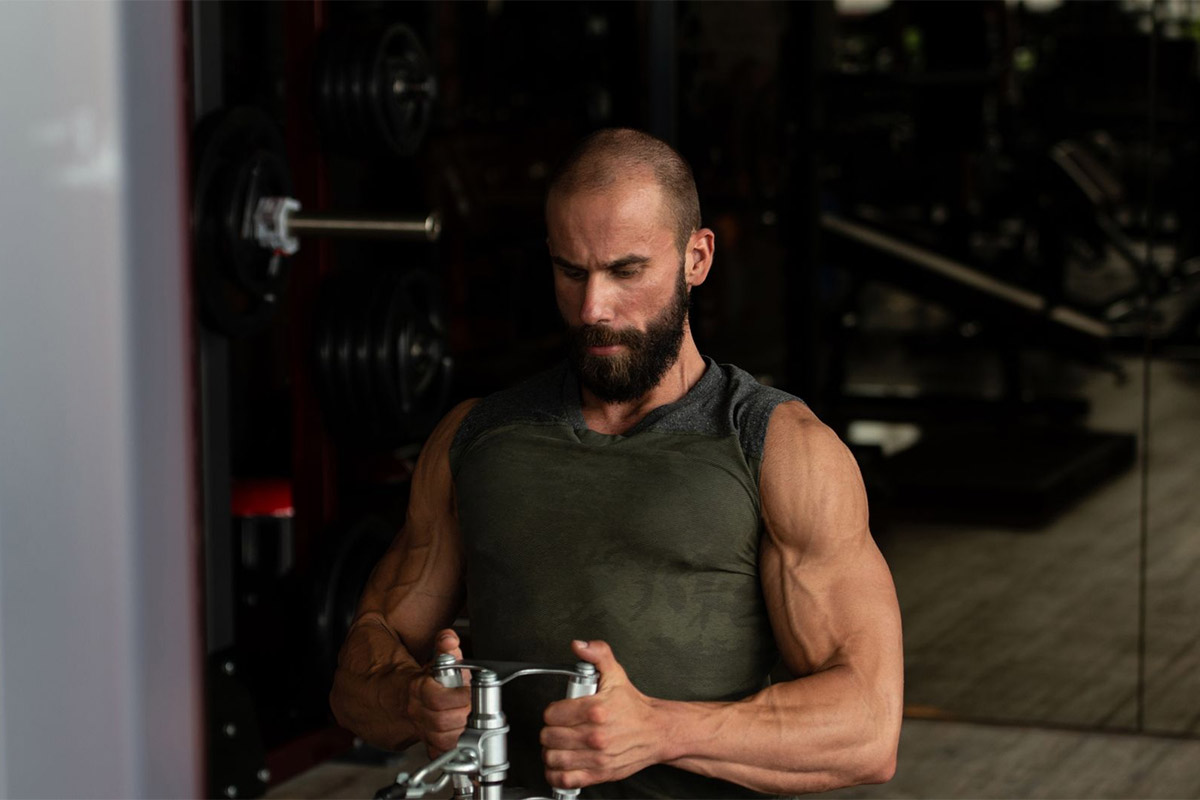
[547,128,701,255]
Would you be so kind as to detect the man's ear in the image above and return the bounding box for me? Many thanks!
[686,228,715,288]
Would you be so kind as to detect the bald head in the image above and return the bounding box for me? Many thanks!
[547,128,701,255]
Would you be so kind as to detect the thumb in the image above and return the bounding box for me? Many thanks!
[434,628,463,660]
[571,638,626,684]
[434,628,469,686]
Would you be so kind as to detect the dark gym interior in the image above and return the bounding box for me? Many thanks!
[1,1,1198,798]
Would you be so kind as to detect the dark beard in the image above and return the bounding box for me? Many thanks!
[567,269,690,403]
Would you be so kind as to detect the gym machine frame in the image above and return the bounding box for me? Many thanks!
[375,657,599,800]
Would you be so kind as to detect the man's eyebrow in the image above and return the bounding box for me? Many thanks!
[551,254,651,271]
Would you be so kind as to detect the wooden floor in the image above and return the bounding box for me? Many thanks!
[814,718,1200,800]
[270,721,1200,800]
[883,356,1200,735]
[267,744,433,800]
[269,356,1200,798]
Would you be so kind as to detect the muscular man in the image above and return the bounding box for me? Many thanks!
[330,129,903,798]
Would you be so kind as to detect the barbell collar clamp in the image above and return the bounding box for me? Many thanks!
[253,196,302,255]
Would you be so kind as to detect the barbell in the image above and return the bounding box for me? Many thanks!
[192,106,441,338]
[193,106,451,440]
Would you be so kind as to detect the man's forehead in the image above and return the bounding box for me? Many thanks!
[548,175,672,236]
[552,171,660,209]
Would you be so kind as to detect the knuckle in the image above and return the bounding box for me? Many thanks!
[429,731,458,751]
[427,686,469,711]
[432,710,466,732]
[587,705,608,724]
[586,731,608,751]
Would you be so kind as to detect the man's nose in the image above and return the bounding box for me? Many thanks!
[579,274,615,326]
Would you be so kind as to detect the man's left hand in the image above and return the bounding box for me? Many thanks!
[540,639,667,790]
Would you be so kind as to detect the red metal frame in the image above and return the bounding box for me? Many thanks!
[282,0,338,577]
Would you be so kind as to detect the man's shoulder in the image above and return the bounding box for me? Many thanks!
[448,361,572,458]
[703,360,806,461]
[714,362,803,413]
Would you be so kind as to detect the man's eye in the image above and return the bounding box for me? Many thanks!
[559,267,586,281]
[613,269,638,279]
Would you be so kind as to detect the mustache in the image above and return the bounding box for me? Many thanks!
[573,325,644,348]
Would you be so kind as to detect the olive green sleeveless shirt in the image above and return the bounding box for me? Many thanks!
[449,358,799,799]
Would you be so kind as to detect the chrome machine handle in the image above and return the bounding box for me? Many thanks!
[434,656,598,686]
[431,656,476,800]
[549,666,600,800]
[380,656,600,800]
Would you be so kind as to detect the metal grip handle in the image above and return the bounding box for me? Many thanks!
[433,652,465,688]
[552,663,599,800]
[563,662,599,700]
[431,654,473,798]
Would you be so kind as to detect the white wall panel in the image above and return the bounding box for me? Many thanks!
[0,2,200,795]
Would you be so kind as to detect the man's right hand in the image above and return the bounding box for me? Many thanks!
[405,628,472,757]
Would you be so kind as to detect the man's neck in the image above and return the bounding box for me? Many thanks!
[579,335,706,435]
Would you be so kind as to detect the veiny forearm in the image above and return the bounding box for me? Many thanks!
[657,665,899,795]
[329,615,423,751]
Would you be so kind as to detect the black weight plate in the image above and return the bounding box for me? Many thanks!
[192,108,291,337]
[375,25,435,157]
[351,272,389,438]
[220,149,291,300]
[316,28,358,154]
[393,270,449,441]
[348,31,379,156]
[370,25,432,157]
[313,276,348,435]
[393,271,422,416]
[398,270,446,405]
[360,271,395,439]
[195,260,278,338]
[313,30,343,148]
[335,32,364,153]
[194,190,276,335]
[328,27,365,155]
[374,272,407,440]
[345,269,384,439]
[313,24,434,159]
[332,274,364,435]
[366,270,406,442]
[384,270,426,440]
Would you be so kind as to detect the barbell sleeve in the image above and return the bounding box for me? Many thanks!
[287,210,442,242]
